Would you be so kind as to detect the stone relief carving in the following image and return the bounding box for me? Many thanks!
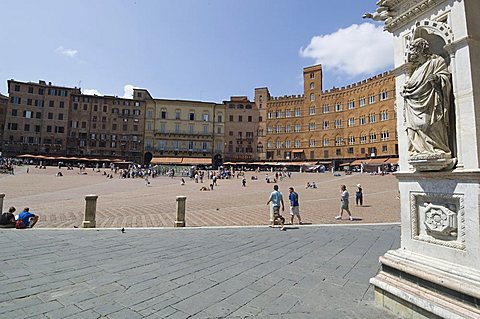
[410,192,465,250]
[423,203,457,236]
[402,37,455,171]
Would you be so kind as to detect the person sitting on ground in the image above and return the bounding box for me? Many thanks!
[305,182,311,189]
[200,186,210,191]
[56,171,63,177]
[181,178,186,185]
[311,181,317,189]
[0,206,16,228]
[17,207,39,229]
[209,183,214,190]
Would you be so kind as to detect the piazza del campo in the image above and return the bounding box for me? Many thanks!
[1,0,480,318]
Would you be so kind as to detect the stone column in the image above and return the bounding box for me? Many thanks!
[82,194,98,228]
[0,193,4,214]
[174,196,186,227]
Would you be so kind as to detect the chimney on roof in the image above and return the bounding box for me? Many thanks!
[48,82,52,86]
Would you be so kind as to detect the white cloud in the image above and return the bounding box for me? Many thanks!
[122,84,139,99]
[83,89,102,96]
[56,46,78,58]
[299,23,393,77]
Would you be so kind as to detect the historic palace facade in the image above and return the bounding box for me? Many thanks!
[134,88,225,166]
[258,64,397,164]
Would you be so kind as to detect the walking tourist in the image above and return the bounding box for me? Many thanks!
[267,185,286,230]
[335,185,353,221]
[288,187,302,225]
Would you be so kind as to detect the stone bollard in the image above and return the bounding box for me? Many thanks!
[174,196,186,227]
[82,194,98,228]
[0,193,4,214]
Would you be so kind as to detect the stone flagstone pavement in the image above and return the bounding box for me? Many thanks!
[0,224,399,318]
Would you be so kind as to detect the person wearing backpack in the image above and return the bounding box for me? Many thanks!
[17,207,39,229]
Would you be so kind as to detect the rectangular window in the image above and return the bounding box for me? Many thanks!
[295,108,301,117]
[323,104,330,113]
[175,124,180,133]
[161,110,167,119]
[248,115,252,122]
[229,115,234,122]
[238,115,243,122]
[348,117,355,127]
[359,98,366,107]
[202,113,209,121]
[217,114,222,122]
[335,103,342,112]
[379,90,388,101]
[175,110,181,120]
[309,122,316,131]
[189,112,195,121]
[323,121,329,130]
[47,113,53,119]
[309,106,315,115]
[203,125,209,134]
[58,113,64,120]
[369,95,375,104]
[49,100,54,107]
[335,119,342,128]
[189,124,194,134]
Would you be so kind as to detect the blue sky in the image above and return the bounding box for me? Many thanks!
[0,0,393,102]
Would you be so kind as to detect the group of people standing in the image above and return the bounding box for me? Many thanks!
[0,207,39,229]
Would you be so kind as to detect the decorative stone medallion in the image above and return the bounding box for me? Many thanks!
[410,191,465,250]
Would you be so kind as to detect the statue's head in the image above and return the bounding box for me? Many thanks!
[408,38,432,63]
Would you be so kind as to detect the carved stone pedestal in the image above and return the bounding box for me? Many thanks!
[370,171,480,318]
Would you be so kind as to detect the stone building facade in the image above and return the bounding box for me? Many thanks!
[258,64,397,164]
[66,94,146,162]
[3,80,81,156]
[0,93,8,152]
[223,96,259,162]
[134,88,225,166]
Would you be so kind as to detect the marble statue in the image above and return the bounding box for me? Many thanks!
[362,1,394,22]
[402,38,452,165]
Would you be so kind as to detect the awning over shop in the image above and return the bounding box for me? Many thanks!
[350,160,365,166]
[150,157,183,164]
[292,149,304,153]
[339,162,351,167]
[181,158,212,165]
[150,157,212,165]
[367,158,388,164]
[385,158,399,164]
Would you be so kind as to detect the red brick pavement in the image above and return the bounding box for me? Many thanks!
[1,166,400,228]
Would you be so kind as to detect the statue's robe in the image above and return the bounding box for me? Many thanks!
[404,54,452,156]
